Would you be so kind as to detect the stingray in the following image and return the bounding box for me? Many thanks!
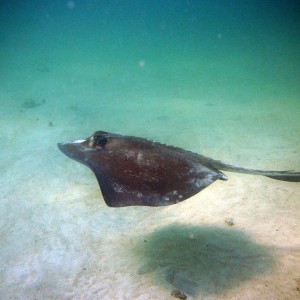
[57,131,300,207]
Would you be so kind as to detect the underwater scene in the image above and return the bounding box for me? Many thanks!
[1,0,300,299]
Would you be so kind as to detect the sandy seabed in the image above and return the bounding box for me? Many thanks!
[0,94,300,300]
[1,34,300,297]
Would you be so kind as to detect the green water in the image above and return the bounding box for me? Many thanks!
[1,1,299,167]
[0,1,299,299]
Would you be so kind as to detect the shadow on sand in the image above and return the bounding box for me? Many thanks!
[134,224,274,297]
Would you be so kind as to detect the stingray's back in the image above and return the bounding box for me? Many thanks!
[58,132,226,207]
[89,137,226,206]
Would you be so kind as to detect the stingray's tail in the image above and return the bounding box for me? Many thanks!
[199,156,300,182]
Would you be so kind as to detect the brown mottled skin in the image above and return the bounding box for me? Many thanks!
[58,131,300,207]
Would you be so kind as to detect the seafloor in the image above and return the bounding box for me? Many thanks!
[1,59,300,299]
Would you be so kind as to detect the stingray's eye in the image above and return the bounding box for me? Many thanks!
[93,135,108,148]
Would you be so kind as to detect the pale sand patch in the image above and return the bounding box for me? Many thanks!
[1,119,299,299]
[0,70,299,299]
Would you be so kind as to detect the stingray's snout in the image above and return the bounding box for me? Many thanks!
[57,142,77,158]
[57,140,92,166]
[57,139,87,152]
[57,142,65,152]
[57,142,71,157]
[57,141,73,152]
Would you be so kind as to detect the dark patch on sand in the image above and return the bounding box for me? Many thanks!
[22,98,46,109]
